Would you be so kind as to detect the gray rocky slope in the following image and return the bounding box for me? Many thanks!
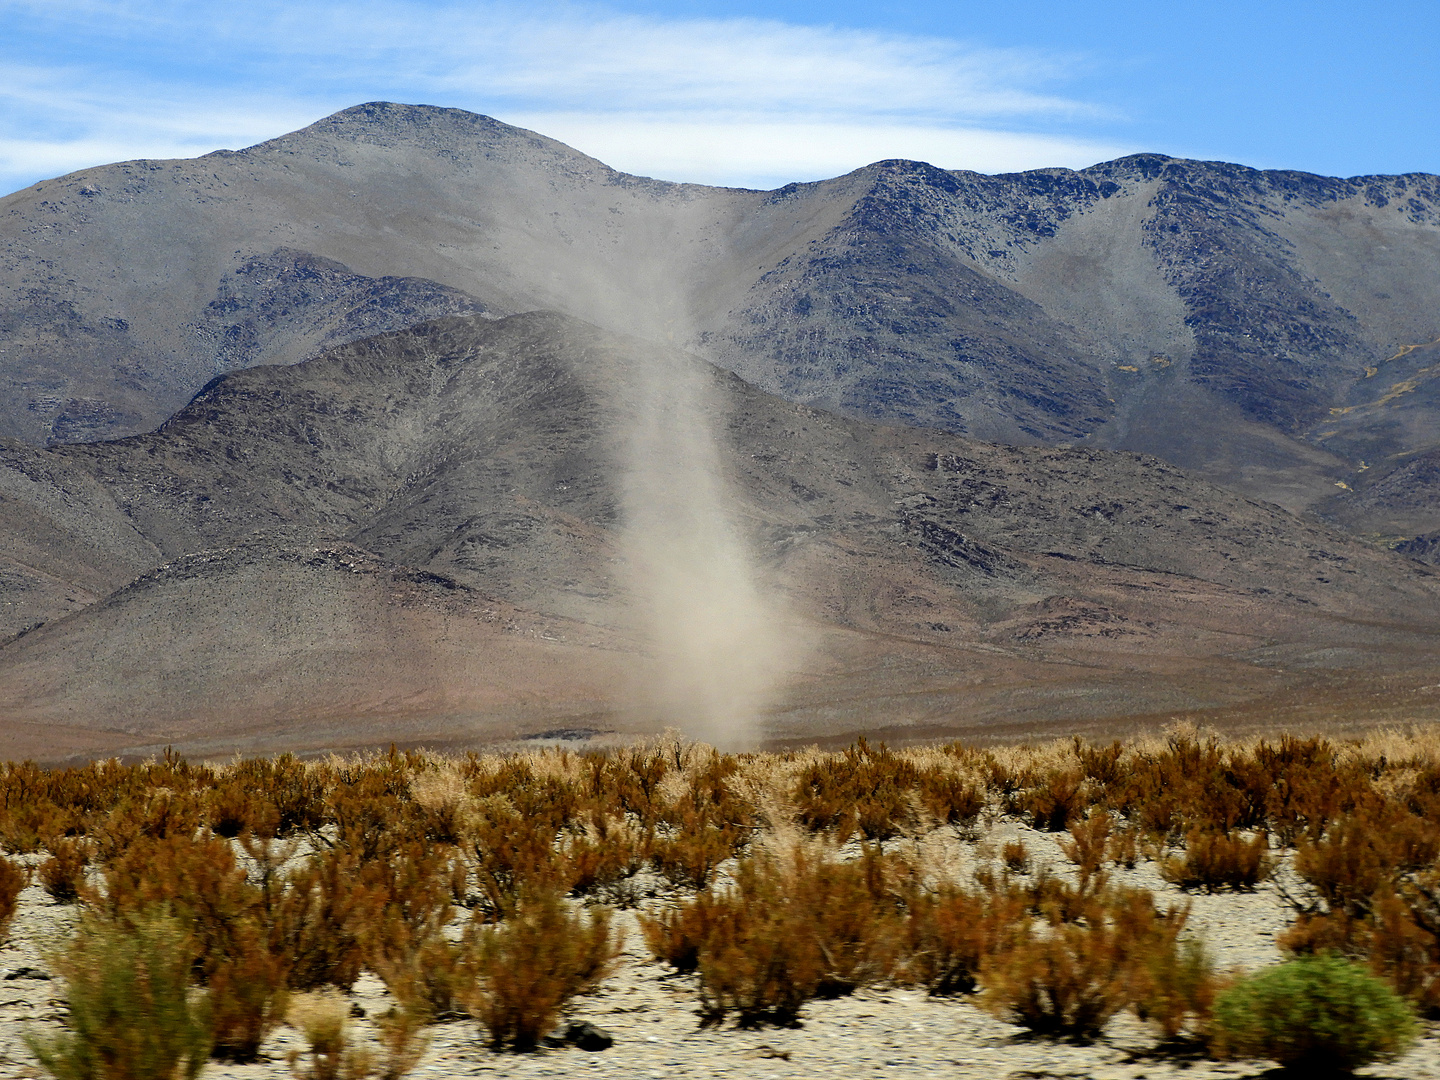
[1,313,1437,762]
[3,102,1438,541]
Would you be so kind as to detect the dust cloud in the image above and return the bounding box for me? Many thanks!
[608,270,796,751]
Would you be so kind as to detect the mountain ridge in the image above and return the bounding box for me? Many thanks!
[2,311,1436,761]
[3,102,1436,545]
[2,105,1438,757]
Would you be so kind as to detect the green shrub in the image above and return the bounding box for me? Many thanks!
[1212,954,1416,1074]
[25,910,212,1080]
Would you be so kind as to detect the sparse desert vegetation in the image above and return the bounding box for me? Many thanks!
[4,728,1440,1077]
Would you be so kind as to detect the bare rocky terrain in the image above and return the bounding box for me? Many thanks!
[1,313,1437,761]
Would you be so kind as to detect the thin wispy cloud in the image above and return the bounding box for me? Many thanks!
[431,15,1097,119]
[0,1,1133,193]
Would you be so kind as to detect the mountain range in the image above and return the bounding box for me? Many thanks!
[1,103,1437,761]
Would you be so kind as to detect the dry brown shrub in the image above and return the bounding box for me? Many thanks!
[363,845,466,1020]
[1361,887,1440,1015]
[91,787,204,864]
[794,738,920,841]
[1059,813,1111,878]
[643,845,910,1025]
[648,751,755,888]
[982,921,1132,1041]
[982,882,1210,1042]
[917,770,985,831]
[1002,840,1031,874]
[1074,739,1125,788]
[1279,908,1364,959]
[903,882,1026,995]
[642,887,724,975]
[1107,888,1215,1040]
[1106,735,1229,836]
[1096,732,1371,846]
[651,811,740,889]
[330,780,409,865]
[2,758,154,855]
[1,757,146,853]
[12,737,1433,1049]
[208,922,291,1062]
[0,854,28,939]
[566,812,649,897]
[604,744,672,827]
[359,840,453,939]
[408,766,468,846]
[1161,830,1274,892]
[1292,808,1435,919]
[1281,893,1440,1019]
[373,930,470,1022]
[0,762,58,854]
[1103,733,1287,839]
[373,1006,430,1080]
[1107,824,1139,869]
[466,795,569,915]
[205,779,280,839]
[38,838,89,903]
[1130,934,1217,1042]
[1017,768,1088,832]
[90,831,251,951]
[0,800,68,855]
[1252,734,1366,843]
[231,754,327,837]
[462,888,621,1050]
[273,847,377,992]
[1022,866,1111,925]
[287,991,374,1080]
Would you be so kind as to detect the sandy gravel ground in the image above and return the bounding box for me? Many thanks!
[4,817,1440,1080]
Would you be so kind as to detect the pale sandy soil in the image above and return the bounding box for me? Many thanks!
[4,817,1439,1080]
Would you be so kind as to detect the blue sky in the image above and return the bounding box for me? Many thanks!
[2,0,1436,195]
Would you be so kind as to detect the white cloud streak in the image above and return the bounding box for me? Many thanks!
[513,114,1132,187]
[0,1,1133,193]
